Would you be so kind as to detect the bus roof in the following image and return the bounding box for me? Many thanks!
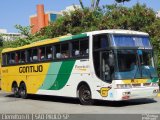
[2,29,149,53]
[2,33,87,53]
[86,29,149,36]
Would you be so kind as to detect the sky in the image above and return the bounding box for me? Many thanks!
[0,0,159,33]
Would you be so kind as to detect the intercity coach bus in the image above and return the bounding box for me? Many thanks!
[1,30,159,105]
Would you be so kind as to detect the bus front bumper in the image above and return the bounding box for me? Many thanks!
[114,87,159,101]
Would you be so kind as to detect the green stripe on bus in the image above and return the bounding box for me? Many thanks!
[60,34,87,41]
[147,77,159,83]
[60,36,72,42]
[49,60,76,90]
[40,62,62,90]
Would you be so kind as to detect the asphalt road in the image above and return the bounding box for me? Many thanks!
[0,91,160,114]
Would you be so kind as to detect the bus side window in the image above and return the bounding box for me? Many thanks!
[61,43,69,58]
[10,53,15,64]
[55,44,61,59]
[80,39,89,56]
[39,47,46,61]
[20,51,26,63]
[93,35,109,49]
[2,54,6,65]
[15,52,20,64]
[46,46,53,60]
[32,48,38,61]
[26,49,32,62]
[72,41,80,57]
[6,53,10,65]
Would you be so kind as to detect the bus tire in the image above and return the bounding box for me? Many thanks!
[78,84,94,105]
[12,82,19,98]
[19,83,27,99]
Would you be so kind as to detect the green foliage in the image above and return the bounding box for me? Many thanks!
[0,36,3,47]
[79,0,130,10]
[15,25,33,39]
[79,0,101,10]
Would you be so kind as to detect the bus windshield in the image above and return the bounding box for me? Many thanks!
[113,50,158,80]
[111,35,152,49]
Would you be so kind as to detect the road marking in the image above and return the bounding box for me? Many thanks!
[158,93,160,97]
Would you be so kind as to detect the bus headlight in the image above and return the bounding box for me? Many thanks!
[152,82,159,87]
[116,84,132,89]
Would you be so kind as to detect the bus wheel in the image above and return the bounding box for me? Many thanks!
[78,85,94,105]
[19,83,27,99]
[12,83,19,98]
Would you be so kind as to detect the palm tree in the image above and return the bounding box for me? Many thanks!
[79,0,100,10]
[79,0,84,9]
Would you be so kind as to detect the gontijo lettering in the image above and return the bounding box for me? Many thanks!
[19,65,43,73]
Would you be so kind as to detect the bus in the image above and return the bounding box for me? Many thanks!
[1,29,159,105]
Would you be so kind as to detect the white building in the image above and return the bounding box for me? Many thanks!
[156,11,160,18]
[61,5,81,13]
[0,29,22,41]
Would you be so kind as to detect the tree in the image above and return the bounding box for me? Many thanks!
[0,36,3,47]
[91,0,100,10]
[15,24,33,39]
[79,0,100,10]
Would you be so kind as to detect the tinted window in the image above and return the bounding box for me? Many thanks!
[15,52,20,64]
[39,47,46,61]
[46,46,53,60]
[80,40,89,56]
[71,38,89,57]
[10,53,15,64]
[61,43,69,58]
[32,48,38,61]
[26,49,32,62]
[20,51,26,63]
[72,41,80,57]
[93,35,109,50]
[55,44,61,59]
[2,54,6,65]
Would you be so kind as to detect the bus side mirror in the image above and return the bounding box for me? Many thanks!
[108,52,114,67]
